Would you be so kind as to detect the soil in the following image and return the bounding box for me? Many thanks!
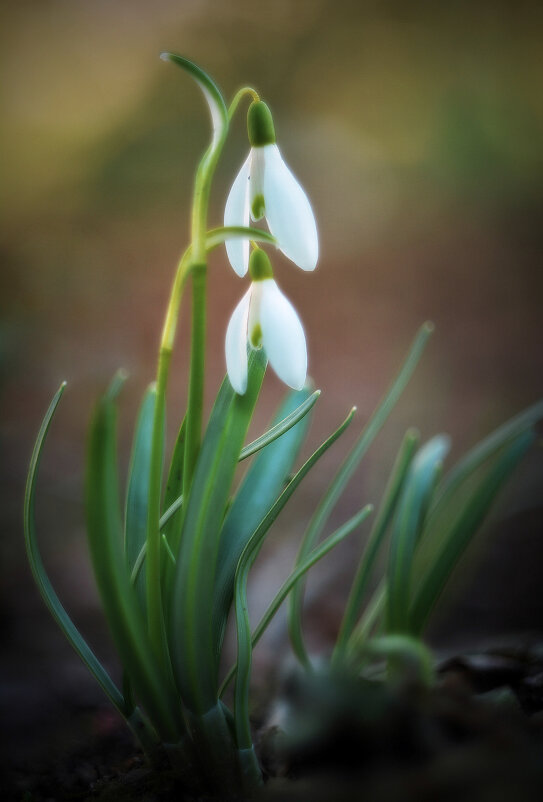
[4,643,543,802]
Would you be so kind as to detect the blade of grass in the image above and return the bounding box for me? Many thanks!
[410,429,535,634]
[288,322,434,667]
[86,379,183,741]
[229,408,360,747]
[25,384,127,715]
[416,399,543,575]
[239,390,320,461]
[333,429,419,662]
[205,226,276,252]
[24,383,161,753]
[161,417,185,592]
[346,580,387,662]
[386,435,450,633]
[168,351,266,714]
[125,385,156,613]
[220,503,373,698]
[212,386,317,660]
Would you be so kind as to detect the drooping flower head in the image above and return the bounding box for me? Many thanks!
[224,101,318,277]
[225,249,307,395]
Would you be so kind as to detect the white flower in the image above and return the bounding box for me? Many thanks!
[225,251,307,395]
[224,101,318,277]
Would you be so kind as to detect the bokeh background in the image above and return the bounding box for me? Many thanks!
[2,0,542,769]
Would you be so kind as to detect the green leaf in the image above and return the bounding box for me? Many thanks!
[168,351,266,714]
[124,384,156,612]
[333,429,419,660]
[228,409,360,747]
[24,383,163,754]
[425,398,543,538]
[211,387,318,658]
[346,580,388,660]
[161,417,185,591]
[86,379,183,741]
[205,226,276,253]
[132,391,319,602]
[220,503,373,699]
[160,52,228,148]
[288,322,434,667]
[386,435,450,633]
[24,384,128,716]
[239,390,320,462]
[409,429,535,634]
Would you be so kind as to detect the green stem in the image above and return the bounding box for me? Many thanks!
[183,116,229,494]
[146,251,191,658]
[183,263,207,498]
[228,86,260,121]
[146,97,230,650]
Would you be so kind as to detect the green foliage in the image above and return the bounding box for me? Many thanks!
[23,53,541,797]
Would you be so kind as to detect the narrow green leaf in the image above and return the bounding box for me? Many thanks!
[221,503,373,698]
[168,351,266,714]
[224,407,355,744]
[436,399,543,506]
[161,417,185,590]
[86,383,183,741]
[333,429,419,661]
[24,384,128,718]
[386,435,450,633]
[409,429,535,634]
[160,494,184,531]
[421,399,543,560]
[130,527,181,587]
[135,390,319,624]
[239,390,320,461]
[205,226,276,253]
[124,385,156,612]
[212,386,317,661]
[160,52,228,147]
[288,322,434,667]
[346,580,388,661]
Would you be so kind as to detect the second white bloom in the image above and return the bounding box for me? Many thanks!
[225,269,307,395]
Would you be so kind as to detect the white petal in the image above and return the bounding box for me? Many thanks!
[259,279,307,390]
[247,280,263,346]
[225,288,251,394]
[262,144,318,271]
[224,154,251,276]
[248,148,266,221]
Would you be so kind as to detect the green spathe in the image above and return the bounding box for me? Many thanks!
[249,248,274,281]
[247,101,276,147]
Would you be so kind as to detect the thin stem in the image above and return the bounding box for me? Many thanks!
[146,348,171,660]
[145,250,191,658]
[146,91,229,650]
[228,86,260,121]
[183,122,228,494]
[183,263,206,498]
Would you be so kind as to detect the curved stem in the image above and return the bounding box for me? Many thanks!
[147,106,230,651]
[183,263,206,498]
[146,250,191,659]
[228,86,260,121]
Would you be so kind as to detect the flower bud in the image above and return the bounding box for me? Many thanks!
[247,101,276,147]
[249,248,274,282]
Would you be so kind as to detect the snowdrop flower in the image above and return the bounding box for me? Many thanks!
[224,101,318,277]
[225,249,307,395]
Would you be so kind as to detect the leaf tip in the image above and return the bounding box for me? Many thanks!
[422,321,435,335]
[160,51,172,63]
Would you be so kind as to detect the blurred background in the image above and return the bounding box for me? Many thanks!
[1,0,542,767]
